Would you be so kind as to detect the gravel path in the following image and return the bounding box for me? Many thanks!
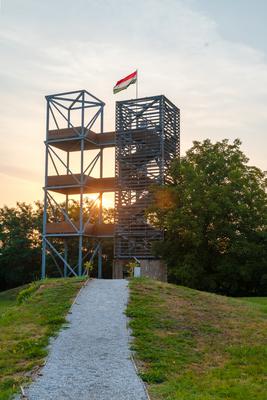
[23,279,148,400]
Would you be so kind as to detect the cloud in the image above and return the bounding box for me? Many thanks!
[0,164,41,183]
[0,0,266,206]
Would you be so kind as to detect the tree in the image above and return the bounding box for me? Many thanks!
[0,200,115,290]
[149,139,267,296]
[0,202,43,290]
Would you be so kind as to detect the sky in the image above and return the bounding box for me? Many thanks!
[0,0,266,207]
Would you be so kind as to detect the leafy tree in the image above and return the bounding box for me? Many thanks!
[149,139,267,296]
[0,200,115,290]
[0,202,43,290]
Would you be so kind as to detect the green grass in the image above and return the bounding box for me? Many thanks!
[240,297,267,313]
[0,277,85,400]
[127,278,267,400]
[0,285,28,316]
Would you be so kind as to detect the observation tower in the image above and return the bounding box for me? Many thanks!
[41,90,180,280]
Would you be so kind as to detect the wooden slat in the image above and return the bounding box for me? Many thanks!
[46,175,116,194]
[47,127,115,152]
[46,222,114,237]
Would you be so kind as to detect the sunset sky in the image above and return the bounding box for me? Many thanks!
[0,0,266,207]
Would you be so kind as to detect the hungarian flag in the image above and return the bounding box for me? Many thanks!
[113,70,137,94]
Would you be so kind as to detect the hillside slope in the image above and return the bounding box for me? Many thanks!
[0,278,85,400]
[127,278,267,400]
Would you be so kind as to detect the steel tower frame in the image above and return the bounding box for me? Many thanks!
[114,95,180,259]
[41,90,180,278]
[41,90,107,278]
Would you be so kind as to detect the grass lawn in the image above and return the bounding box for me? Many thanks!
[0,286,27,317]
[0,277,85,400]
[240,297,267,308]
[127,278,267,400]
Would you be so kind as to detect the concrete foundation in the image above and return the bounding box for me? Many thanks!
[112,259,167,282]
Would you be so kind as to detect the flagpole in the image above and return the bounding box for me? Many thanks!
[136,69,138,99]
[135,70,138,129]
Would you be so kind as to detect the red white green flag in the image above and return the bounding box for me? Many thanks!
[113,70,137,94]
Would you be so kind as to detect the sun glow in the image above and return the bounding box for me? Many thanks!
[86,194,114,209]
